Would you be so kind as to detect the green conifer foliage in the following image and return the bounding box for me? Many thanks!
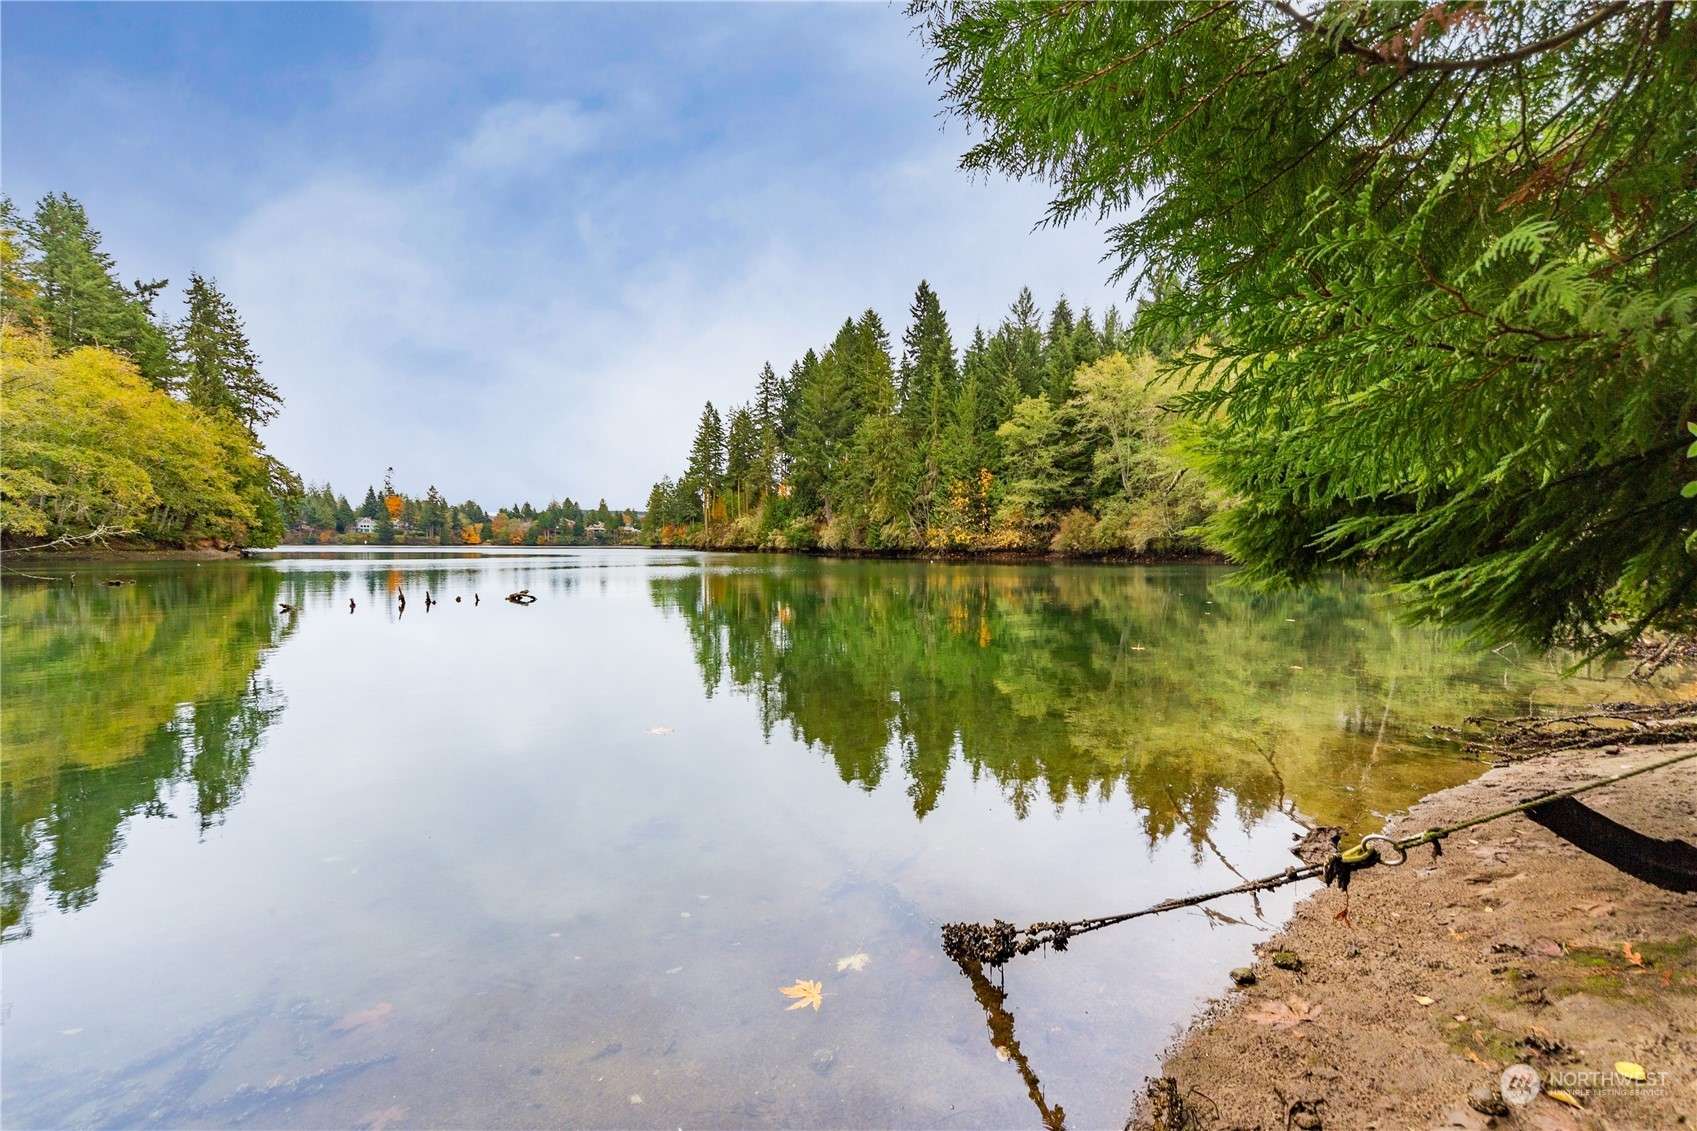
[913,0,1697,651]
[180,273,281,433]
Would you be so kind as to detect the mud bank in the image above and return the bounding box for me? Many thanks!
[3,546,245,563]
[1136,742,1697,1131]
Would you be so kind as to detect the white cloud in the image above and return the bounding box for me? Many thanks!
[201,8,1131,507]
[454,100,601,173]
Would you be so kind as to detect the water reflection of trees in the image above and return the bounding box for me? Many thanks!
[2,568,288,941]
[650,562,1616,840]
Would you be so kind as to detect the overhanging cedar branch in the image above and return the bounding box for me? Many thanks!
[1270,0,1632,74]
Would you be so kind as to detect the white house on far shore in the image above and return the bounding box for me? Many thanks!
[354,516,378,534]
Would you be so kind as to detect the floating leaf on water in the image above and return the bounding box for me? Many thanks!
[780,979,823,1012]
[836,952,871,973]
[666,966,684,975]
[1615,1061,1646,1082]
[361,1105,407,1131]
[628,1094,643,1104]
[331,1001,394,1033]
[645,726,674,736]
[994,1045,1011,1062]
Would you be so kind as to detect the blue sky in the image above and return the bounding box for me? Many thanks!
[3,2,1125,506]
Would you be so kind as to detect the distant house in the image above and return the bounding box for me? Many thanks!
[354,516,378,534]
[585,521,607,535]
[618,525,640,535]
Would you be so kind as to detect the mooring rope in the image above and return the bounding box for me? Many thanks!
[942,747,1697,967]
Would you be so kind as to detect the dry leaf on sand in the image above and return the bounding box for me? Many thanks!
[1246,996,1321,1029]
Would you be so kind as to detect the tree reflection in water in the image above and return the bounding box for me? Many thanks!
[2,567,289,941]
[650,560,1631,844]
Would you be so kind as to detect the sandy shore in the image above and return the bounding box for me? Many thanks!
[1136,742,1697,1131]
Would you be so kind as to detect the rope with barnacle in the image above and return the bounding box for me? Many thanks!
[942,747,1696,968]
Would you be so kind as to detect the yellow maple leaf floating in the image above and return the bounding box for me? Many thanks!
[780,979,823,1011]
[836,952,871,973]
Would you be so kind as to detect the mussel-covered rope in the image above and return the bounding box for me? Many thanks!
[943,748,1697,968]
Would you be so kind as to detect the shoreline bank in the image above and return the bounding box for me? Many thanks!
[8,542,1231,567]
[2,546,245,564]
[1133,737,1697,1130]
[651,541,1232,566]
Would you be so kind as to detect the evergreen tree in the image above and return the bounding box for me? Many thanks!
[724,405,760,514]
[179,273,281,432]
[22,193,176,390]
[847,309,897,420]
[1006,286,1044,399]
[754,362,782,433]
[786,350,829,511]
[914,0,1697,650]
[644,478,673,538]
[360,486,381,519]
[1042,297,1077,405]
[686,402,725,522]
[898,280,958,421]
[25,192,129,352]
[1071,307,1102,370]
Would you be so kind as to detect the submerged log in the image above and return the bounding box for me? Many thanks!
[506,589,537,605]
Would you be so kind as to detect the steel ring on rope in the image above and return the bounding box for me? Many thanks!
[1361,834,1407,867]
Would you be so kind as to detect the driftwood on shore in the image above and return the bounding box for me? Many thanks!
[1436,700,1697,761]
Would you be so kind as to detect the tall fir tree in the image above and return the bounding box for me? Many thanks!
[1006,286,1045,399]
[754,362,783,495]
[1042,297,1077,405]
[686,402,726,521]
[898,280,958,423]
[724,405,759,515]
[179,273,281,432]
[22,192,177,390]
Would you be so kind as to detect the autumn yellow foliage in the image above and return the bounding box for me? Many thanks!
[0,327,281,547]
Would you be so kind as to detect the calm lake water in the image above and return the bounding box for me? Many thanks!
[2,549,1678,1128]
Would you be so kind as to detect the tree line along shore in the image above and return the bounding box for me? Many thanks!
[6,0,1695,663]
[642,283,1218,561]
